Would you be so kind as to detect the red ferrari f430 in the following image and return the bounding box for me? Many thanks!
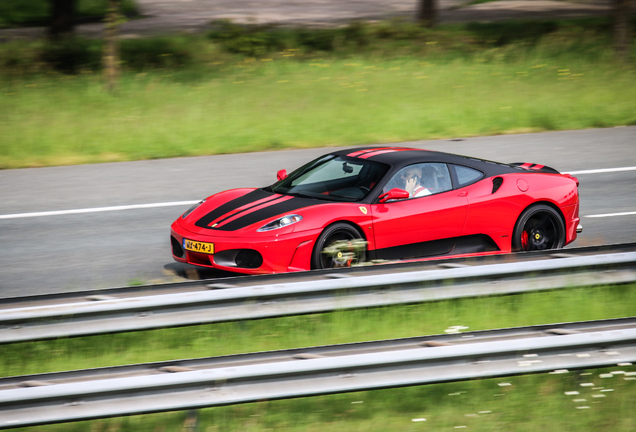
[171,147,581,274]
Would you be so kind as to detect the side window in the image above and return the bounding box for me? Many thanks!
[382,163,452,198]
[452,165,484,187]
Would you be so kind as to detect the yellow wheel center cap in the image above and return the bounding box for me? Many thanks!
[535,233,541,240]
[337,252,342,258]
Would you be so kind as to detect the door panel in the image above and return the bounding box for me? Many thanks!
[370,191,468,259]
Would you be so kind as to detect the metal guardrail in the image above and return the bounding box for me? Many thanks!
[1,318,635,428]
[2,252,636,344]
[5,242,636,306]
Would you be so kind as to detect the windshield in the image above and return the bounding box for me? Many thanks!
[269,155,389,202]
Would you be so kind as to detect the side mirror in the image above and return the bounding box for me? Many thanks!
[276,169,287,181]
[379,188,410,203]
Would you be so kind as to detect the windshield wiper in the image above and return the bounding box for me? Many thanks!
[287,192,335,201]
[285,192,315,199]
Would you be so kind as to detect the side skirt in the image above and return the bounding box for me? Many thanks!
[370,234,499,261]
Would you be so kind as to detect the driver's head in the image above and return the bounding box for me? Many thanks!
[401,166,421,185]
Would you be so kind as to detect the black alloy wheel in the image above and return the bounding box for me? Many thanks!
[311,223,366,269]
[512,204,566,252]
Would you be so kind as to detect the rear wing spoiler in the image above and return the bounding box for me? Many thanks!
[510,162,560,174]
[510,162,579,186]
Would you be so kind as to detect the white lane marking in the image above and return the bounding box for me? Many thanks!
[565,166,636,175]
[586,211,636,218]
[0,201,199,220]
[2,166,635,220]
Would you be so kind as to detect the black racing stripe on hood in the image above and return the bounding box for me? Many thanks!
[194,189,274,229]
[215,197,317,231]
[213,195,286,227]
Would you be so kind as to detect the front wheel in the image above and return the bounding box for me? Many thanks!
[311,223,366,269]
[512,204,565,252]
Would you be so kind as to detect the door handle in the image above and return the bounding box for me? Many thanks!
[457,191,468,197]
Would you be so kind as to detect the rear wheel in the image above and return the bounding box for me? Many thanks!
[512,204,565,252]
[311,223,366,269]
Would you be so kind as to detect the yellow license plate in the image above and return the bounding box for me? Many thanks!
[183,239,215,254]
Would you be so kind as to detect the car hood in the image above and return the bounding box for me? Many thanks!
[177,188,321,236]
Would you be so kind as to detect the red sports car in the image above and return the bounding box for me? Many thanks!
[171,147,581,274]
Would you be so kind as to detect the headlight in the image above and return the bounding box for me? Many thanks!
[182,199,206,219]
[257,214,303,232]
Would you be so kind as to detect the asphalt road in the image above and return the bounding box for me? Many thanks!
[1,126,635,298]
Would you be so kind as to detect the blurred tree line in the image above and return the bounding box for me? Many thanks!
[48,0,120,91]
[41,0,636,91]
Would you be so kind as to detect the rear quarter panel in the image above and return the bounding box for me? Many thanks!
[462,173,579,251]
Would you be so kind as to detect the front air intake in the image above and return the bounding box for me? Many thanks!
[171,236,184,258]
[235,250,263,269]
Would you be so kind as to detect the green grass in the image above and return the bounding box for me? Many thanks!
[4,283,636,431]
[1,55,634,169]
[0,18,635,168]
[0,0,139,28]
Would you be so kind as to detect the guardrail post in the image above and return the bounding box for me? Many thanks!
[183,409,199,432]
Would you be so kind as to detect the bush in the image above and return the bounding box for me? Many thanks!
[0,0,48,28]
[0,41,44,74]
[373,18,428,40]
[342,20,371,47]
[297,21,370,51]
[208,20,376,55]
[296,27,340,51]
[0,0,139,28]
[465,21,560,46]
[208,20,290,56]
[41,37,101,73]
[120,37,194,69]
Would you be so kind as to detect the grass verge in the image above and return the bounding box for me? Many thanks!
[1,55,634,169]
[0,18,635,169]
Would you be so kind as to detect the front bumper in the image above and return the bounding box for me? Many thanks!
[170,221,321,274]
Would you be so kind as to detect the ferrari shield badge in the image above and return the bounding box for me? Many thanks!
[359,206,367,215]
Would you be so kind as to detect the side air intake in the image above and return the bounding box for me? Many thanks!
[492,177,503,194]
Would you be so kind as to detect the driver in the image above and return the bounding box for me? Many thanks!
[402,166,431,197]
